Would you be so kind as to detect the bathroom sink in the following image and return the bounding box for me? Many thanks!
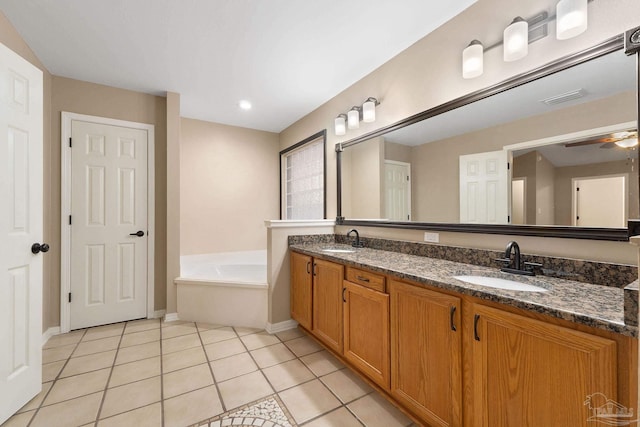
[453,275,550,292]
[321,248,356,254]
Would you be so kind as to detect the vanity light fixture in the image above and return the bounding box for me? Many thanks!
[556,0,588,40]
[348,106,361,129]
[462,40,484,79]
[334,114,347,136]
[334,98,381,136]
[461,0,591,79]
[362,97,379,123]
[504,17,529,62]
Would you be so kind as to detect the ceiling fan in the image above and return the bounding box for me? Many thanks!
[564,130,638,149]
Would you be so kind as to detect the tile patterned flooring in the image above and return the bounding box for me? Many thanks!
[2,319,415,427]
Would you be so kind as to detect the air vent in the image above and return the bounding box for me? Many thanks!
[540,89,587,106]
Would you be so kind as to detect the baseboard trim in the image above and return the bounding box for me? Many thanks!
[266,319,298,334]
[164,312,179,322]
[42,326,61,346]
[151,310,166,319]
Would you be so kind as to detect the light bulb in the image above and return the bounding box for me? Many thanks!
[462,40,483,79]
[334,114,346,136]
[556,0,588,40]
[504,17,528,62]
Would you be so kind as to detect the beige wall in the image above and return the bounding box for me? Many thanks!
[279,0,640,264]
[513,151,538,223]
[180,118,280,255]
[343,137,384,219]
[166,92,180,315]
[385,141,412,163]
[536,153,556,225]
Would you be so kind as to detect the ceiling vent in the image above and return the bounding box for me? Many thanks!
[540,88,587,106]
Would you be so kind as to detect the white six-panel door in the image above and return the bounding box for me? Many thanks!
[459,150,510,224]
[384,160,411,221]
[0,42,43,424]
[69,120,148,329]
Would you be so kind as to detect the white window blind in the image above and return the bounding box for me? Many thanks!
[283,137,324,219]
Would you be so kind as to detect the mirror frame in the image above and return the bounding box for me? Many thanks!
[336,34,639,241]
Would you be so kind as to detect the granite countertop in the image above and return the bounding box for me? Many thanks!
[290,243,638,338]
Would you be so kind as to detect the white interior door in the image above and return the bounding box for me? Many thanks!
[70,120,148,329]
[0,42,43,424]
[384,161,411,221]
[573,175,626,228]
[459,150,509,224]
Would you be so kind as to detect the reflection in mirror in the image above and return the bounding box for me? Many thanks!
[340,47,638,228]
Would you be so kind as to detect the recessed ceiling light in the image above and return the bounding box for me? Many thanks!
[239,100,252,110]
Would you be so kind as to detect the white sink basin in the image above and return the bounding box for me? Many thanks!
[453,275,549,292]
[322,248,356,254]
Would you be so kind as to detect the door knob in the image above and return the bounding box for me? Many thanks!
[31,243,50,254]
[129,231,145,237]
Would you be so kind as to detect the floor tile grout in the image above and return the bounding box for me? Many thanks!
[8,320,414,427]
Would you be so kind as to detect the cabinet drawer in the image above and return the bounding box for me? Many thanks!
[346,267,386,292]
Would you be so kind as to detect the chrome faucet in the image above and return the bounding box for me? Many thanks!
[495,240,541,276]
[347,229,364,248]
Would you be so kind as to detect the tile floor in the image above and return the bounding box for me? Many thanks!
[2,319,416,427]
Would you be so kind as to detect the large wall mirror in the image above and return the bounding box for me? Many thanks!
[337,35,639,241]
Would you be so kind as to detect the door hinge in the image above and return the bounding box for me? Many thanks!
[406,175,409,181]
[508,215,511,222]
[68,292,72,303]
[69,137,72,148]
[507,162,510,170]
[576,187,580,191]
[69,215,72,225]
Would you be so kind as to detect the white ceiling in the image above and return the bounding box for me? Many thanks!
[0,0,476,132]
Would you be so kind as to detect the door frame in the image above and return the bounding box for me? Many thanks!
[60,112,155,333]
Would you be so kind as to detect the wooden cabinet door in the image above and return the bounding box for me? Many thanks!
[390,280,462,427]
[312,259,344,353]
[471,303,617,427]
[343,280,390,389]
[290,252,312,330]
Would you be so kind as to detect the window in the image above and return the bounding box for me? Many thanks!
[280,130,326,220]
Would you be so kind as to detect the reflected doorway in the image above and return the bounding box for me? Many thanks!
[512,178,527,225]
[384,160,411,221]
[572,174,627,227]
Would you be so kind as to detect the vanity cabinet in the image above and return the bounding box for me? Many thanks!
[468,303,617,427]
[290,250,635,427]
[290,252,313,330]
[390,279,462,427]
[311,259,344,354]
[343,268,390,389]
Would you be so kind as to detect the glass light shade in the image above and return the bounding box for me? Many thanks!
[462,40,483,79]
[362,99,376,123]
[556,0,588,40]
[503,18,528,62]
[334,115,346,136]
[615,137,638,148]
[347,108,360,129]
